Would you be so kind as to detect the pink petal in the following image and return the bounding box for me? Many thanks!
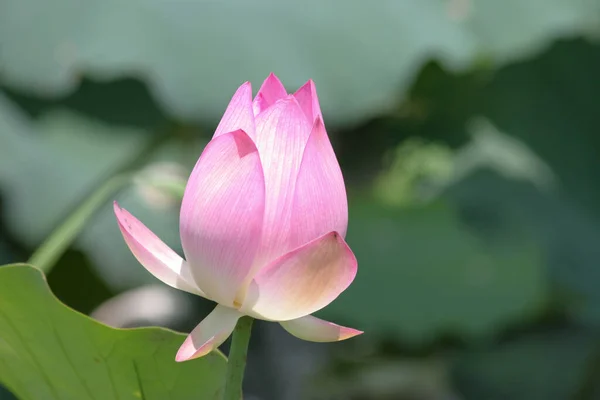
[242,231,357,321]
[113,202,204,297]
[252,73,287,116]
[280,315,363,342]
[251,96,313,270]
[293,80,322,124]
[175,305,241,362]
[289,117,348,250]
[213,82,255,140]
[180,129,265,308]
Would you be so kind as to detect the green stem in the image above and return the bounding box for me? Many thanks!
[223,316,254,400]
[28,173,132,272]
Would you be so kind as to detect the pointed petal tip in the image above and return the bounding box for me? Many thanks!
[213,81,255,139]
[252,73,289,115]
[258,73,287,98]
[280,315,362,342]
[240,80,252,91]
[113,201,132,229]
[293,79,322,123]
[266,71,280,81]
[299,78,316,90]
[175,337,214,362]
[226,128,259,154]
[339,327,363,340]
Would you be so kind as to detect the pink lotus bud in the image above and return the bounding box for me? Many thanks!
[114,74,361,361]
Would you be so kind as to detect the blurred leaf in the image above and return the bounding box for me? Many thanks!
[445,38,600,326]
[452,326,597,400]
[0,0,597,124]
[3,78,167,129]
[481,38,600,216]
[317,199,547,343]
[0,264,226,400]
[373,138,455,206]
[310,357,456,400]
[0,95,148,246]
[0,95,205,289]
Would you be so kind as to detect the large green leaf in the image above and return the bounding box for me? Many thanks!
[0,264,226,400]
[0,0,597,124]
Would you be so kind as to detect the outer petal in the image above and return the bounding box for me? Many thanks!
[293,80,322,124]
[252,73,287,116]
[180,129,265,307]
[251,96,313,270]
[289,117,348,250]
[213,82,255,139]
[175,305,242,362]
[280,315,362,342]
[113,202,204,297]
[242,231,357,321]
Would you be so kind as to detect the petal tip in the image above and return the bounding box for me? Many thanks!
[227,128,260,157]
[339,327,363,341]
[113,202,130,227]
[175,337,213,362]
[258,73,287,97]
[293,79,322,123]
[299,79,316,90]
[266,72,280,81]
[231,81,253,101]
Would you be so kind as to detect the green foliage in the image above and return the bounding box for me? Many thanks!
[0,0,597,123]
[318,199,547,342]
[0,264,226,400]
[0,100,205,289]
[453,327,598,400]
[455,38,600,325]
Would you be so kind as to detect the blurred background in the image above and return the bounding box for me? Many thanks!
[1,1,600,399]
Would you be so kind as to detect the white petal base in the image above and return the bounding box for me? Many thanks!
[176,305,242,362]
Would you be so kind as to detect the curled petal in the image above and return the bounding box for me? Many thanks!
[251,96,313,271]
[213,82,255,140]
[113,202,204,297]
[293,80,322,124]
[290,117,348,250]
[252,73,287,116]
[280,315,362,342]
[180,130,265,307]
[242,231,357,321]
[175,305,241,362]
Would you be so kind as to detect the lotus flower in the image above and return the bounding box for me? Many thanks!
[114,73,361,362]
